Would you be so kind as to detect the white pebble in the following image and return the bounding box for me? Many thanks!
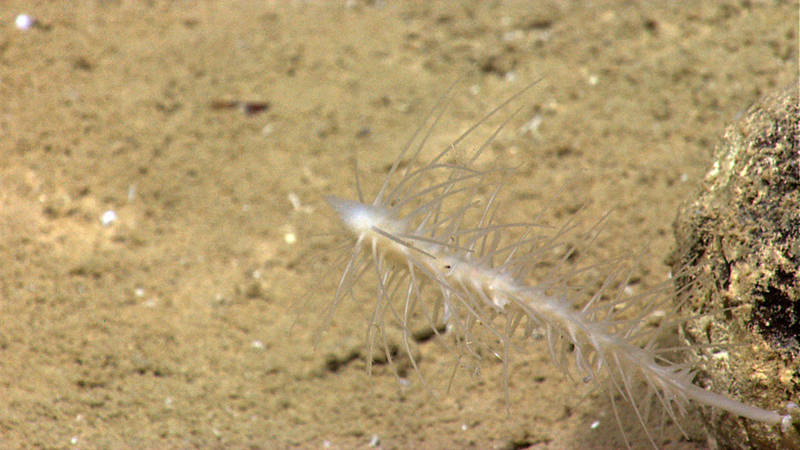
[368,434,380,447]
[251,340,265,350]
[590,420,601,429]
[288,192,302,211]
[15,14,35,30]
[519,115,542,136]
[101,210,117,226]
[623,285,634,296]
[287,192,313,214]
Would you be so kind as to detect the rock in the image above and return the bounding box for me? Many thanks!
[670,84,800,449]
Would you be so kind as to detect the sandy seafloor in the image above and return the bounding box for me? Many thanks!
[0,1,797,448]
